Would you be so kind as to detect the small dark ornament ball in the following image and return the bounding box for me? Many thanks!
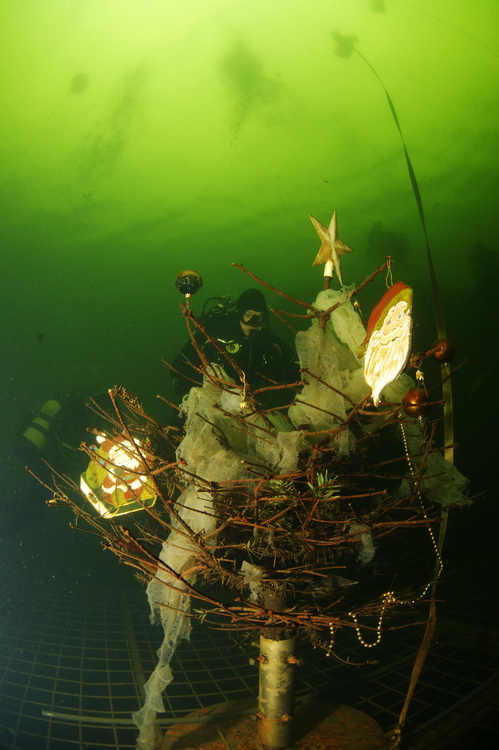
[402,386,430,418]
[175,269,203,297]
[432,338,455,363]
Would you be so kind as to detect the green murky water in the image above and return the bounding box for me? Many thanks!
[0,2,497,552]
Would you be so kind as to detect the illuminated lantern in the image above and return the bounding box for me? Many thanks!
[359,281,413,406]
[432,338,455,363]
[402,386,430,418]
[80,433,156,518]
[175,269,203,298]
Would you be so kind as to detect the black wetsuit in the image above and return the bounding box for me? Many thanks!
[171,312,299,404]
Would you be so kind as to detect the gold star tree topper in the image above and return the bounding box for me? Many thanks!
[309,210,353,287]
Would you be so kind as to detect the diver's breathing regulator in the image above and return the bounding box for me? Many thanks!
[22,399,62,451]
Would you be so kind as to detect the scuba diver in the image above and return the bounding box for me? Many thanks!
[2,391,107,529]
[171,288,300,406]
[20,391,95,475]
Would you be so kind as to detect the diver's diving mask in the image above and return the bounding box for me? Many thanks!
[240,309,265,336]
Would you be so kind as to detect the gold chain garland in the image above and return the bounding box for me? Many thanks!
[326,414,444,655]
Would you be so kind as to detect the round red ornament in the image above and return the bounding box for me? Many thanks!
[402,386,430,418]
[432,338,455,363]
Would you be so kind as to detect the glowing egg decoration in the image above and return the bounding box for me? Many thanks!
[359,281,413,406]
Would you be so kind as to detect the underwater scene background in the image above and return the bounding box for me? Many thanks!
[0,1,498,748]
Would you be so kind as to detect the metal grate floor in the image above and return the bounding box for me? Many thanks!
[1,558,498,749]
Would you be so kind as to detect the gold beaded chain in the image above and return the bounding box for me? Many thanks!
[326,414,444,655]
[326,623,335,657]
[398,415,444,591]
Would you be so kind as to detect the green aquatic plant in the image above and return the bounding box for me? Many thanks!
[268,477,295,497]
[307,470,341,500]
